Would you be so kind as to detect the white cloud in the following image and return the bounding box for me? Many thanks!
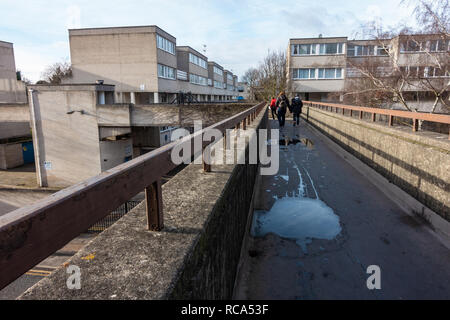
[2,0,419,82]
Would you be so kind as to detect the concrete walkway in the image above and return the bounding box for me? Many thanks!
[235,118,450,300]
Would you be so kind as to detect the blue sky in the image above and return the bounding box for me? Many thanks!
[0,0,417,82]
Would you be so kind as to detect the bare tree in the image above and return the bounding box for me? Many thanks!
[242,67,260,101]
[40,61,72,84]
[242,49,287,101]
[345,0,449,113]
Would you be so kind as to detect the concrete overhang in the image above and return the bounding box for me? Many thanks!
[69,25,176,43]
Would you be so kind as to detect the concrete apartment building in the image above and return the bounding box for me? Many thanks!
[67,26,178,104]
[287,36,347,102]
[176,46,211,101]
[287,34,449,112]
[67,26,238,103]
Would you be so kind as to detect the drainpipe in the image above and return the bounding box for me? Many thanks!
[28,88,43,187]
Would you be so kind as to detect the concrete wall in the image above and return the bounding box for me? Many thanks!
[0,143,23,169]
[0,41,27,104]
[29,86,103,187]
[303,107,450,221]
[99,138,133,171]
[96,103,253,127]
[69,28,159,93]
[0,103,30,122]
[0,122,30,140]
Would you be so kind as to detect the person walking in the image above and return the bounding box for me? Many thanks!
[269,96,277,120]
[276,91,290,129]
[291,94,303,127]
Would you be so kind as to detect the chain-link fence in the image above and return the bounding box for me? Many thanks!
[87,200,141,233]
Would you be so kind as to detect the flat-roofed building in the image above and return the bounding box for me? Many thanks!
[223,70,235,100]
[0,40,27,104]
[176,46,210,101]
[208,61,226,101]
[287,34,449,112]
[287,36,347,102]
[67,26,178,104]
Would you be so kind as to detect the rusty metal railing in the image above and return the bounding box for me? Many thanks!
[0,101,267,290]
[304,101,450,139]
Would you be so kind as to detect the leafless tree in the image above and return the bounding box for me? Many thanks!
[345,0,449,113]
[242,67,260,101]
[242,49,287,101]
[40,61,72,84]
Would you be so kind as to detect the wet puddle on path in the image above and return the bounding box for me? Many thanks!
[252,138,341,254]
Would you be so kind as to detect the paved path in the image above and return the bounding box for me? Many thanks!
[0,163,37,188]
[0,190,50,216]
[235,118,450,300]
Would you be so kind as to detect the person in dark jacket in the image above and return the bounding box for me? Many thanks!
[291,94,303,126]
[276,91,290,129]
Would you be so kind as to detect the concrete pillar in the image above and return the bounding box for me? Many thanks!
[130,92,136,104]
[115,92,121,103]
[154,92,159,104]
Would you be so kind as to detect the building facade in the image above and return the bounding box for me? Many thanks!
[287,34,449,112]
[0,40,27,104]
[67,26,238,104]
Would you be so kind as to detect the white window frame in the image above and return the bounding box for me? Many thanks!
[156,34,175,55]
[189,53,207,69]
[213,66,223,76]
[189,73,208,86]
[157,64,176,80]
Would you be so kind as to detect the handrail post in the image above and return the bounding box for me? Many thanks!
[146,179,163,231]
[389,115,393,126]
[242,118,247,130]
[359,111,363,119]
[372,113,376,122]
[202,144,211,172]
[413,119,418,132]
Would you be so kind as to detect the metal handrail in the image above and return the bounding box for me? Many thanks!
[304,101,450,138]
[0,101,266,290]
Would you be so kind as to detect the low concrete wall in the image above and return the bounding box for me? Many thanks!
[303,107,450,221]
[0,143,24,169]
[19,109,267,300]
[97,103,253,127]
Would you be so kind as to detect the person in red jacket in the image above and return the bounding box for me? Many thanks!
[269,97,277,120]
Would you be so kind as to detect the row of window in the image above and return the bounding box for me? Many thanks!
[399,66,449,78]
[347,45,389,57]
[227,73,233,81]
[292,40,449,56]
[214,66,223,76]
[189,53,207,69]
[400,39,449,53]
[158,64,238,89]
[156,34,175,55]
[158,64,176,80]
[189,73,208,86]
[293,68,344,80]
[291,43,345,56]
